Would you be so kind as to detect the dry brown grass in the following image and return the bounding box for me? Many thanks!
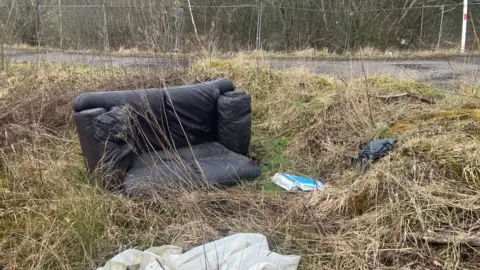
[6,43,480,61]
[1,56,480,269]
[237,47,480,61]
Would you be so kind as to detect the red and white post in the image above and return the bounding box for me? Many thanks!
[461,0,468,53]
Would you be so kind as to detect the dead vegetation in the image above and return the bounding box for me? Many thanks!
[235,47,478,61]
[1,56,480,269]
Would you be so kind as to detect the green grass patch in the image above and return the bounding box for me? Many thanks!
[366,75,443,98]
[252,136,292,175]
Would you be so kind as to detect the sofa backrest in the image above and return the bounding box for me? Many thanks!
[73,78,235,172]
[74,78,234,112]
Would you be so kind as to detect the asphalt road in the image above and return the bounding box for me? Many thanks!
[5,50,480,89]
[268,56,480,89]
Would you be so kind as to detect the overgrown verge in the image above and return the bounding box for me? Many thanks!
[1,57,480,269]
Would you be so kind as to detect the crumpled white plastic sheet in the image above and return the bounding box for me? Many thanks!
[97,233,301,270]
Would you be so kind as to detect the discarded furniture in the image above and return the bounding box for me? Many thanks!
[73,79,260,196]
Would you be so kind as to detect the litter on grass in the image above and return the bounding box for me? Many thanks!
[351,139,398,171]
[272,173,325,191]
[97,233,301,270]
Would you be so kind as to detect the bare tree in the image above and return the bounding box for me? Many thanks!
[0,0,471,52]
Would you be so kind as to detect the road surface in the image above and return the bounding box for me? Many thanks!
[5,50,480,89]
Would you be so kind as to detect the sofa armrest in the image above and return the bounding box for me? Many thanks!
[216,91,252,155]
[74,108,107,172]
[74,108,136,189]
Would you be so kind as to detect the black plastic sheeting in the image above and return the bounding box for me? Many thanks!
[352,139,398,171]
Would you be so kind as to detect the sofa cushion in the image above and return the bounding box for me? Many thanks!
[175,142,230,160]
[177,143,260,185]
[124,157,198,197]
[124,142,261,197]
[131,90,171,152]
[190,153,260,186]
[165,85,220,149]
[217,91,252,155]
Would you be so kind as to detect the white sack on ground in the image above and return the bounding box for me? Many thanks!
[97,233,301,270]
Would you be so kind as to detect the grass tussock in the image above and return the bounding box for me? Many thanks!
[1,55,480,269]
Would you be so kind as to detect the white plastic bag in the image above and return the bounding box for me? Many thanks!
[97,233,300,270]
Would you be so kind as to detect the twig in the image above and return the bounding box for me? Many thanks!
[376,92,436,104]
[409,231,480,247]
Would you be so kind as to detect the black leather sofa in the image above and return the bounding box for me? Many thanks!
[73,79,261,196]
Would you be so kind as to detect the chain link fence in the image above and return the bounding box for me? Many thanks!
[2,2,480,53]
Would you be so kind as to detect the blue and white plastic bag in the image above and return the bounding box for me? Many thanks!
[272,173,325,191]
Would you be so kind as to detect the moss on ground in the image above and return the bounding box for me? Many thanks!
[366,75,443,98]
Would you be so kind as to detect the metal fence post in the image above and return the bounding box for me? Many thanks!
[58,0,63,48]
[255,3,263,50]
[345,10,353,52]
[461,0,468,53]
[103,4,109,51]
[35,0,41,46]
[419,5,424,43]
[437,5,444,50]
[174,6,181,52]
